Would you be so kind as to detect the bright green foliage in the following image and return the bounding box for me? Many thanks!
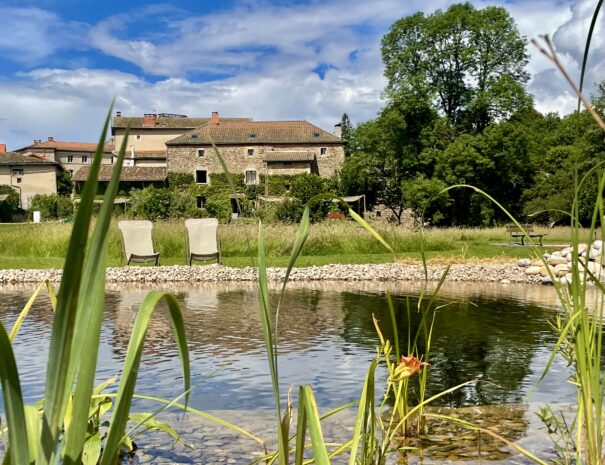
[29,194,73,220]
[401,175,450,225]
[382,2,530,131]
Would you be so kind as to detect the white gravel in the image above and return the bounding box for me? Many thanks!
[0,263,541,285]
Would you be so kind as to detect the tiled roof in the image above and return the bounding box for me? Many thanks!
[112,116,252,130]
[0,151,59,166]
[73,165,166,182]
[20,140,112,153]
[264,151,315,162]
[131,150,166,159]
[166,121,342,145]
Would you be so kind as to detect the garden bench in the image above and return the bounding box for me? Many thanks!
[506,224,546,246]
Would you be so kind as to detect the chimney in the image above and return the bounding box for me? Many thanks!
[34,139,41,144]
[116,111,122,117]
[143,113,157,127]
[0,144,6,153]
[333,123,342,138]
[211,111,220,124]
[47,136,54,142]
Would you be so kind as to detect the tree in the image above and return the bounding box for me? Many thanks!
[381,3,531,131]
[340,113,354,157]
[57,171,73,197]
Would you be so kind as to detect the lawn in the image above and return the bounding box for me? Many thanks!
[0,220,582,270]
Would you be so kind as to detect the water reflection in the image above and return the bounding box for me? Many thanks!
[0,281,572,412]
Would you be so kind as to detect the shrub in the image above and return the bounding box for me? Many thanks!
[0,185,20,222]
[167,172,194,189]
[30,194,73,220]
[129,186,173,220]
[275,198,304,223]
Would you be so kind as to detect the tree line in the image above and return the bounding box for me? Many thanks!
[338,2,605,226]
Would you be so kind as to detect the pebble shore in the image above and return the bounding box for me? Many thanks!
[0,262,541,285]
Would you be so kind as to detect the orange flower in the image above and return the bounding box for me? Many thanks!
[393,355,429,381]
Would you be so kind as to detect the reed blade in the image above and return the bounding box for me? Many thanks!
[99,292,190,465]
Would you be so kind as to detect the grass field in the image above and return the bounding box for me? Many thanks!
[0,220,584,269]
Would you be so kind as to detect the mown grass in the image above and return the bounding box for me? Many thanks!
[0,221,582,269]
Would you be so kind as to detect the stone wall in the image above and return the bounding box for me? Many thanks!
[167,144,344,184]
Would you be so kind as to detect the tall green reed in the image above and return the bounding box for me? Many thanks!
[0,107,191,465]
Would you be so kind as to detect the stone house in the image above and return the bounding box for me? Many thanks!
[16,137,113,178]
[0,151,64,208]
[165,112,344,186]
[111,112,251,163]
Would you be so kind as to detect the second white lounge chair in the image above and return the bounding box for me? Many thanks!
[185,218,221,265]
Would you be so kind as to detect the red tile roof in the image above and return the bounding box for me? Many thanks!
[21,140,112,153]
[73,165,166,182]
[166,121,342,145]
[112,116,252,130]
[0,151,60,166]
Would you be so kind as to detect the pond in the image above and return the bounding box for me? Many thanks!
[0,281,577,464]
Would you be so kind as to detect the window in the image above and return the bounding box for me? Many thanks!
[81,155,88,163]
[136,135,141,140]
[247,148,254,156]
[197,149,205,157]
[12,169,23,177]
[191,134,198,139]
[313,132,320,138]
[16,178,22,184]
[245,170,257,185]
[249,133,257,139]
[68,170,74,176]
[67,155,74,163]
[320,147,327,156]
[196,170,208,184]
[196,196,206,208]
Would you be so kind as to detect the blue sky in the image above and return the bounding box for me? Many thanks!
[0,0,600,149]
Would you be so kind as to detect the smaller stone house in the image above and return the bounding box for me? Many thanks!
[112,111,252,154]
[165,113,344,185]
[72,165,166,194]
[16,138,113,178]
[0,151,63,208]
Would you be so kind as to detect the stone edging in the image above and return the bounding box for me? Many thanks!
[0,263,541,285]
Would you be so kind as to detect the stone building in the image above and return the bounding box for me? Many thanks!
[165,112,344,185]
[16,137,113,178]
[112,111,251,156]
[0,151,64,208]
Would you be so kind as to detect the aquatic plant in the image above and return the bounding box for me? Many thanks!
[0,107,191,465]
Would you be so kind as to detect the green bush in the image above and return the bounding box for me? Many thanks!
[275,198,304,223]
[129,186,207,220]
[167,172,194,189]
[29,194,73,220]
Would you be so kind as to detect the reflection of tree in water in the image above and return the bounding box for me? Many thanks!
[340,291,556,407]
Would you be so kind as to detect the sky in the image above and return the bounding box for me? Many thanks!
[0,0,602,149]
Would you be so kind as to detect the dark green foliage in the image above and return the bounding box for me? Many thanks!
[57,171,73,197]
[30,194,73,220]
[275,198,304,224]
[0,185,20,222]
[289,174,330,222]
[340,113,354,157]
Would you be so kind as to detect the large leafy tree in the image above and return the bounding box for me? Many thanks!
[381,3,531,131]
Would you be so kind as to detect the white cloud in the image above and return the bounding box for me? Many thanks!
[0,7,87,63]
[0,0,604,150]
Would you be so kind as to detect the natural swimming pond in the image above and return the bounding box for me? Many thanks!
[0,281,577,463]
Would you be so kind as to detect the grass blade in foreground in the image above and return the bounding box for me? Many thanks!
[62,128,128,464]
[100,292,190,465]
[38,106,113,465]
[8,280,56,342]
[0,323,29,465]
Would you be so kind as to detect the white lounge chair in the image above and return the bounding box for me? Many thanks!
[118,220,160,266]
[185,218,221,265]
